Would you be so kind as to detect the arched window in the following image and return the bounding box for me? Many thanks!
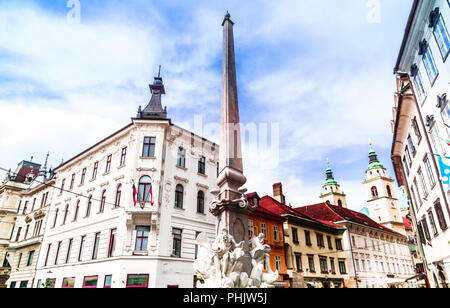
[197,191,205,213]
[338,199,343,207]
[387,185,392,198]
[177,147,186,168]
[371,186,378,198]
[175,184,184,209]
[99,190,106,213]
[115,184,122,208]
[138,176,152,202]
[86,195,92,217]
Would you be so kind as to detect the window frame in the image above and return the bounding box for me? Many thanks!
[82,275,98,289]
[126,274,149,289]
[433,14,450,61]
[120,147,127,166]
[142,137,156,158]
[172,228,182,257]
[135,226,150,251]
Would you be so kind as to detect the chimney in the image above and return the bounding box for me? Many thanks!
[273,182,286,204]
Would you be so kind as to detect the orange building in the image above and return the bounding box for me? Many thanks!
[247,193,288,288]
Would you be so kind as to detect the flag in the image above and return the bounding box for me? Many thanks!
[148,184,154,206]
[132,184,137,207]
[433,154,450,184]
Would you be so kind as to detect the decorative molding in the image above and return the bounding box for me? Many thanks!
[174,176,189,184]
[100,181,109,187]
[136,167,157,172]
[114,175,125,181]
[87,187,95,193]
[196,183,209,190]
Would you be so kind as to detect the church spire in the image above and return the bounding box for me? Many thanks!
[216,12,246,201]
[367,139,384,170]
[138,66,168,120]
[324,159,338,186]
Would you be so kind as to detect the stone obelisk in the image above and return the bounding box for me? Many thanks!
[210,12,255,275]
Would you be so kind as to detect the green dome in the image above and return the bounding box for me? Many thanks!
[367,161,385,170]
[367,144,384,170]
[324,161,338,186]
[360,207,370,217]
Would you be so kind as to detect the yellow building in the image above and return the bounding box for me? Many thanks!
[0,161,40,288]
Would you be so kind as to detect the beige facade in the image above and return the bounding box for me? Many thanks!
[6,177,54,288]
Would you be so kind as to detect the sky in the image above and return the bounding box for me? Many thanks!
[0,0,413,211]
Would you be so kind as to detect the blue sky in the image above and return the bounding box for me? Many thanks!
[0,0,412,210]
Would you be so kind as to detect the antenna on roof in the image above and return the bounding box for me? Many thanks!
[158,65,161,78]
[30,156,33,162]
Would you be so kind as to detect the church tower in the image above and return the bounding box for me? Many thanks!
[363,142,405,235]
[319,160,347,208]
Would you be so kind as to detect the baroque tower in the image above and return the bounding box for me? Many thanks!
[363,142,406,235]
[319,160,347,208]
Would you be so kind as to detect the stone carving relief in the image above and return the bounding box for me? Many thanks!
[194,231,278,288]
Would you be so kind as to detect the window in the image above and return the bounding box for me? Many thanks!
[371,186,378,198]
[430,123,446,155]
[31,198,36,212]
[22,201,29,215]
[305,230,312,246]
[198,156,206,174]
[326,258,334,275]
[308,255,315,272]
[295,254,302,272]
[126,274,149,288]
[405,147,412,166]
[99,190,106,213]
[142,137,156,157]
[351,236,356,247]
[423,44,439,84]
[135,226,150,251]
[62,204,69,225]
[339,260,347,274]
[434,202,448,230]
[273,225,280,242]
[275,256,282,272]
[92,232,100,260]
[17,253,22,268]
[45,278,56,288]
[197,191,205,214]
[412,117,422,140]
[44,244,51,266]
[27,250,34,267]
[320,257,328,273]
[428,210,438,236]
[60,179,65,194]
[52,209,58,228]
[104,275,112,288]
[80,168,86,185]
[108,229,116,258]
[115,184,122,208]
[118,147,127,168]
[424,157,436,187]
[79,236,86,261]
[10,282,16,288]
[73,200,80,221]
[261,223,267,239]
[418,169,428,196]
[19,281,28,289]
[105,154,112,173]
[70,173,75,190]
[248,220,254,237]
[83,276,98,288]
[172,228,182,257]
[433,14,450,60]
[92,161,98,180]
[327,236,333,249]
[335,239,343,250]
[292,228,299,243]
[316,234,325,247]
[387,185,392,198]
[175,184,184,209]
[85,196,92,217]
[55,241,61,265]
[66,239,72,264]
[441,100,450,137]
[177,147,186,168]
[355,259,360,271]
[422,218,431,241]
[195,231,201,259]
[138,176,152,202]
[62,277,75,288]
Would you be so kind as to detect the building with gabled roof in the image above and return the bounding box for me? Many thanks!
[296,201,416,288]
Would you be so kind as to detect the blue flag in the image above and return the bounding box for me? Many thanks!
[433,154,450,184]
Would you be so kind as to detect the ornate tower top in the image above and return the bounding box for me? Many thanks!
[137,66,168,120]
[324,158,338,186]
[320,159,346,208]
[367,140,384,171]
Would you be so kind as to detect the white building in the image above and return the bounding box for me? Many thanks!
[33,75,219,288]
[392,0,450,288]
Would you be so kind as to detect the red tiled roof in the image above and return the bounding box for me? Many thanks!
[295,202,405,237]
[402,216,412,229]
[259,196,343,229]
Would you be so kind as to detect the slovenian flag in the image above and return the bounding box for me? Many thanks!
[132,184,137,207]
[148,184,154,206]
[433,154,450,184]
